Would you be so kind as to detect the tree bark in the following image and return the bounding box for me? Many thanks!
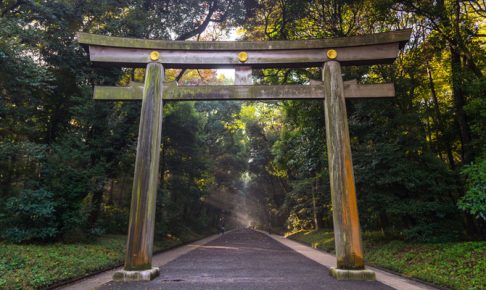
[450,46,473,164]
[175,0,218,40]
[87,186,104,228]
[312,176,319,230]
[426,65,456,169]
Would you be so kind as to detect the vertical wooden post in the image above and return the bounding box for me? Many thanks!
[114,62,164,281]
[323,61,375,280]
[235,66,253,85]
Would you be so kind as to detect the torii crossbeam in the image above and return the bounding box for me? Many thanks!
[77,29,411,282]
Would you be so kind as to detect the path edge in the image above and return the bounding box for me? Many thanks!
[256,229,444,290]
[53,232,222,290]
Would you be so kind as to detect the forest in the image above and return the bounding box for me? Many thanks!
[0,0,485,289]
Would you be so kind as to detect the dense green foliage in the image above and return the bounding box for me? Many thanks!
[0,0,255,242]
[289,230,486,290]
[235,0,486,241]
[3,189,58,243]
[0,231,202,289]
[459,156,486,219]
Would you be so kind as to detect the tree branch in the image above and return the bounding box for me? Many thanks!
[175,69,187,83]
[176,0,218,40]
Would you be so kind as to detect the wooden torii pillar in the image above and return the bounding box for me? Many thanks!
[77,29,410,281]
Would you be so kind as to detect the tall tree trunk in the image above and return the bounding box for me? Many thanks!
[435,0,474,164]
[107,179,115,206]
[423,99,433,152]
[427,65,456,169]
[88,179,105,228]
[312,176,319,230]
[450,46,473,164]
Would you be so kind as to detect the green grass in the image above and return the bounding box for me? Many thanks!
[288,230,486,290]
[0,233,199,290]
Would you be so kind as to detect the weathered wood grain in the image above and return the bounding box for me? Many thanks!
[77,29,411,50]
[344,81,395,98]
[93,82,395,101]
[86,42,400,68]
[323,61,365,270]
[94,85,144,100]
[125,62,164,271]
[235,66,253,85]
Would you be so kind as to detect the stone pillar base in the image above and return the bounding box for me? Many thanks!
[329,267,376,281]
[113,267,160,281]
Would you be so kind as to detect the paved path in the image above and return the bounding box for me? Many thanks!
[265,231,436,290]
[61,234,222,290]
[98,229,396,290]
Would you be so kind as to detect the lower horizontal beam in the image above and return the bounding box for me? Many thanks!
[94,85,144,100]
[93,81,394,101]
[167,84,326,100]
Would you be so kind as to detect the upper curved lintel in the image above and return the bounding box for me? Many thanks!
[76,29,411,51]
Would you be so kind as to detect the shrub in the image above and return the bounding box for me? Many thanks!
[459,157,486,221]
[2,189,59,243]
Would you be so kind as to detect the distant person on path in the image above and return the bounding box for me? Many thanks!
[219,216,225,234]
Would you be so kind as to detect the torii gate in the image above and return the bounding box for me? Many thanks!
[77,29,410,282]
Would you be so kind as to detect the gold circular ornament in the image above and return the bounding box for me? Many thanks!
[238,51,248,63]
[150,51,160,61]
[326,49,337,59]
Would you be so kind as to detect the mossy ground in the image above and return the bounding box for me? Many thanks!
[287,230,486,290]
[0,231,203,290]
